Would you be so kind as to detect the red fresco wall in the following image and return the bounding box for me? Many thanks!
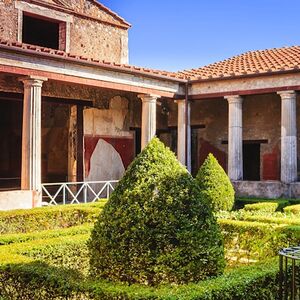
[198,138,227,171]
[262,146,280,180]
[84,135,134,177]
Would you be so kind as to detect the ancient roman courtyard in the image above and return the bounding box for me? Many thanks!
[1,0,300,299]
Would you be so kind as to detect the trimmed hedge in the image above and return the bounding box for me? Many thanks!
[284,204,300,215]
[0,224,92,245]
[219,219,300,264]
[243,202,279,213]
[235,198,290,210]
[0,227,279,299]
[89,138,225,285]
[0,259,279,300]
[196,153,235,212]
[0,202,104,234]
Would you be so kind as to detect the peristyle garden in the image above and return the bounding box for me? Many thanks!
[1,138,300,299]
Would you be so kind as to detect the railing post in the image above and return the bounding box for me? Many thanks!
[84,183,87,203]
[63,184,66,205]
[279,255,283,300]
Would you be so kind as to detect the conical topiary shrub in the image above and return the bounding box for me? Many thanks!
[196,153,235,212]
[88,138,225,285]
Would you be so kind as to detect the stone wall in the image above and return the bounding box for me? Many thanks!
[70,15,128,63]
[0,0,18,41]
[0,0,128,63]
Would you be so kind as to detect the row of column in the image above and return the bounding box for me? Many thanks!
[138,90,298,184]
[226,91,297,183]
[138,94,191,169]
[19,78,298,207]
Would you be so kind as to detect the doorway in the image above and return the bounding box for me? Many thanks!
[243,143,260,181]
[0,99,22,190]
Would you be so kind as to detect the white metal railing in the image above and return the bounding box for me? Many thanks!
[41,180,118,205]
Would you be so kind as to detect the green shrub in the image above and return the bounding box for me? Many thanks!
[284,204,300,215]
[244,202,279,213]
[196,153,235,212]
[0,259,279,300]
[89,138,225,285]
[219,219,300,264]
[0,202,105,234]
[235,198,290,211]
[0,224,92,245]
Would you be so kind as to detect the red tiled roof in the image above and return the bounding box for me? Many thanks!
[0,39,186,81]
[178,46,300,81]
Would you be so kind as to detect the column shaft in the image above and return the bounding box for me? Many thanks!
[177,100,186,165]
[278,91,297,183]
[139,94,160,149]
[226,95,243,180]
[21,77,47,198]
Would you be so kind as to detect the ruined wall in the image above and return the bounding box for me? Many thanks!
[70,16,128,63]
[0,0,129,63]
[42,102,69,183]
[0,0,18,41]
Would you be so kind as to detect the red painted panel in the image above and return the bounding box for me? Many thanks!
[84,135,134,177]
[262,148,280,180]
[198,139,227,171]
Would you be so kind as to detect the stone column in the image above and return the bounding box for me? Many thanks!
[176,99,186,165]
[20,76,47,205]
[176,99,191,170]
[138,94,160,149]
[226,95,243,181]
[278,90,297,183]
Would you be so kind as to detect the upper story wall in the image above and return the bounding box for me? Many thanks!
[0,0,129,64]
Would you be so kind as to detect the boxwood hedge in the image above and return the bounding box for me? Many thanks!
[196,154,235,212]
[89,138,225,285]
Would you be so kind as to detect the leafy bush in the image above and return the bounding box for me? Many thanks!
[0,202,105,234]
[244,202,279,213]
[196,153,235,212]
[284,204,300,215]
[89,138,225,285]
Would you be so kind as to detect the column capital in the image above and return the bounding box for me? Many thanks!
[138,94,161,103]
[277,90,297,100]
[19,76,48,87]
[174,99,185,103]
[225,95,243,104]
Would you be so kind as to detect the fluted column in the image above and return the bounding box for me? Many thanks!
[226,95,243,180]
[278,90,297,183]
[138,94,160,149]
[20,76,47,203]
[176,99,191,169]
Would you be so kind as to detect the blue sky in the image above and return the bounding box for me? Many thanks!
[100,0,300,72]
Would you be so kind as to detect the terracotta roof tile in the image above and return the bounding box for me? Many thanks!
[178,46,300,80]
[0,39,186,81]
